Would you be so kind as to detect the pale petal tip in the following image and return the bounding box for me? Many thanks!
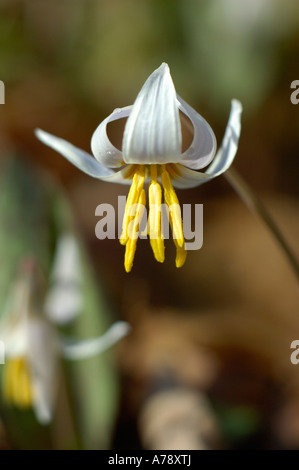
[152,62,171,80]
[159,62,170,72]
[109,321,131,338]
[231,99,243,112]
[34,128,45,140]
[34,128,52,145]
[35,406,52,425]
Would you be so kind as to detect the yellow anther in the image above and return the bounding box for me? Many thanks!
[161,168,184,248]
[175,243,187,268]
[120,163,186,270]
[148,166,165,263]
[3,357,33,409]
[120,165,145,245]
[167,212,187,269]
[124,189,146,272]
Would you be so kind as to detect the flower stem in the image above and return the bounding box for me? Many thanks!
[225,166,299,284]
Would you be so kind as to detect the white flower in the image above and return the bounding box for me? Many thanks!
[35,63,242,272]
[0,259,58,425]
[0,259,130,425]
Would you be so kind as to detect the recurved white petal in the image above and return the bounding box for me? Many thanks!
[205,99,242,177]
[91,106,132,168]
[122,63,182,165]
[177,95,217,170]
[61,321,131,361]
[170,164,209,189]
[35,129,116,179]
[35,129,133,184]
[171,100,242,189]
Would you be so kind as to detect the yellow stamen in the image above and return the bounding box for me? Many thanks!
[148,165,165,263]
[120,165,145,245]
[3,357,33,409]
[120,163,186,270]
[124,189,146,272]
[167,212,187,268]
[175,243,187,268]
[124,163,138,179]
[161,166,186,268]
[150,163,158,181]
[161,167,184,248]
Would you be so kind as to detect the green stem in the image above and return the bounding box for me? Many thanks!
[225,167,299,284]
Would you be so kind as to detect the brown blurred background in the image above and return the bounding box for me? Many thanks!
[1,0,299,450]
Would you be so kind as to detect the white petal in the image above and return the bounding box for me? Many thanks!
[45,235,83,325]
[91,106,132,168]
[122,63,182,165]
[101,164,147,185]
[27,318,59,425]
[170,164,209,189]
[61,321,131,361]
[205,99,242,177]
[0,271,31,357]
[0,304,28,357]
[35,129,133,184]
[177,95,217,170]
[35,128,115,179]
[171,100,242,189]
[0,324,27,357]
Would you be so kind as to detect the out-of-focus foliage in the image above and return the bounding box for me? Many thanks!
[0,158,122,449]
[1,0,299,114]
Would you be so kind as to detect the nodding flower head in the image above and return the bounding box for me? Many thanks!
[0,259,58,425]
[0,255,130,424]
[35,63,242,272]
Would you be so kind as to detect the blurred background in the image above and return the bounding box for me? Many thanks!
[1,0,299,450]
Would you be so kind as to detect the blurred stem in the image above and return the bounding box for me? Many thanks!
[225,167,299,284]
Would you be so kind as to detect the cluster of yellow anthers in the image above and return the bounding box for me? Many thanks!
[3,357,33,408]
[120,164,186,273]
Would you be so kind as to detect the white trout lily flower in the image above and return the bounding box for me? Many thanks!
[0,259,130,424]
[35,63,242,272]
[0,259,59,424]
